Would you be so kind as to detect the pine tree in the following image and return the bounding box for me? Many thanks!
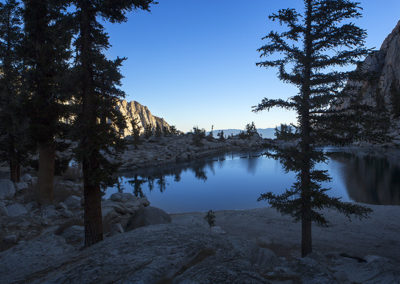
[0,0,30,182]
[169,125,178,136]
[71,0,155,246]
[245,122,257,137]
[217,130,225,141]
[254,0,372,257]
[23,0,74,204]
[206,125,214,141]
[192,126,205,146]
[144,123,153,139]
[239,122,257,139]
[274,124,295,141]
[130,116,141,149]
[155,124,162,137]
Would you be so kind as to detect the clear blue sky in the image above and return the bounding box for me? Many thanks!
[104,0,400,132]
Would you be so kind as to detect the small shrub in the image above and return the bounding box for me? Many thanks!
[239,122,258,139]
[206,125,214,141]
[169,125,178,136]
[155,125,162,137]
[130,117,142,149]
[217,130,225,141]
[204,210,216,228]
[245,122,257,137]
[144,124,153,139]
[192,126,206,146]
[238,131,247,139]
[274,124,297,141]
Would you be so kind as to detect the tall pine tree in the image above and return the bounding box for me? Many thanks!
[71,0,155,246]
[0,0,29,182]
[254,0,372,257]
[23,0,74,204]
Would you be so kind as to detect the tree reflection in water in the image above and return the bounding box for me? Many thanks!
[118,151,399,208]
[127,175,146,198]
[125,155,225,197]
[329,152,400,205]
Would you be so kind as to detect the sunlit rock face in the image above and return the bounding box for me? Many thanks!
[117,100,170,137]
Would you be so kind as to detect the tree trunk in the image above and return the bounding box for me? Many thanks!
[9,158,20,182]
[301,204,312,257]
[8,133,20,182]
[37,142,55,204]
[80,0,104,246]
[300,0,313,258]
[83,163,103,246]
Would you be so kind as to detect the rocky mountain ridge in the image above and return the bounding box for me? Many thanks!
[117,100,171,137]
[342,20,400,142]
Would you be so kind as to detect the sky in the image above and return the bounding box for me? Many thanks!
[104,0,400,132]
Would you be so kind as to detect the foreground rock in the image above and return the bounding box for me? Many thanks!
[126,206,172,231]
[172,206,400,262]
[0,224,264,283]
[1,221,399,284]
[0,179,15,200]
[102,193,151,235]
[0,177,156,251]
[6,203,28,217]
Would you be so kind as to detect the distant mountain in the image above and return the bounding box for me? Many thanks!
[210,128,276,139]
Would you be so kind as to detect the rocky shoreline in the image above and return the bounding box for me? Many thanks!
[119,134,267,171]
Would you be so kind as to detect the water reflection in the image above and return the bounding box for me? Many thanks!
[121,152,265,196]
[121,154,228,196]
[329,152,400,205]
[107,150,400,213]
[127,175,146,198]
[244,155,261,175]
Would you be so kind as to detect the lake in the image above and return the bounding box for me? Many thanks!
[106,149,400,213]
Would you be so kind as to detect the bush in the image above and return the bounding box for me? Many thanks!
[155,125,162,137]
[246,122,257,137]
[239,122,258,139]
[217,130,225,141]
[144,124,153,139]
[130,117,142,149]
[192,126,206,146]
[274,124,296,140]
[204,210,216,228]
[169,125,178,136]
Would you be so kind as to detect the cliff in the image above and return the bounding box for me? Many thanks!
[353,21,400,107]
[117,100,171,137]
[341,21,400,141]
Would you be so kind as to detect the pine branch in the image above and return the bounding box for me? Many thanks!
[252,98,295,112]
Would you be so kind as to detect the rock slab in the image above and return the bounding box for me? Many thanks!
[126,206,172,231]
[0,179,15,200]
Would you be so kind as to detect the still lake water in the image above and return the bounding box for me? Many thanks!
[106,149,400,213]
